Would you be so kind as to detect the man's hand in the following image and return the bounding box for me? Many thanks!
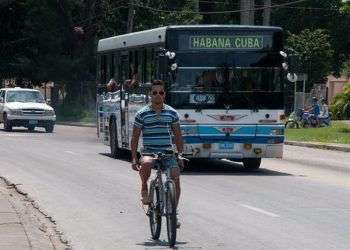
[131,159,140,171]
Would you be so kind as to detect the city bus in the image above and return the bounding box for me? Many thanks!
[96,25,287,170]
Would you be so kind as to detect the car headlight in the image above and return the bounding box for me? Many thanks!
[9,109,23,116]
[45,110,55,116]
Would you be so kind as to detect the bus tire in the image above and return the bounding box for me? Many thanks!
[109,117,122,159]
[242,158,261,170]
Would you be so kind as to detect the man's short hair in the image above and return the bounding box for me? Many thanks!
[152,80,165,88]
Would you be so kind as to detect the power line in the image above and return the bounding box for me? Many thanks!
[132,0,310,15]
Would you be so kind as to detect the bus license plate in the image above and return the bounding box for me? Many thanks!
[29,120,38,125]
[219,142,234,150]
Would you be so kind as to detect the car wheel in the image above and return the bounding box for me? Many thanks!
[3,113,12,132]
[28,125,35,132]
[45,123,54,133]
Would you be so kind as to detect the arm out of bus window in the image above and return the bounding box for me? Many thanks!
[131,126,141,171]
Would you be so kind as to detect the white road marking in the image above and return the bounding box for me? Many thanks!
[64,151,79,155]
[239,203,280,218]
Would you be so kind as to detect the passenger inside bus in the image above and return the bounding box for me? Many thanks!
[106,78,119,92]
[124,64,139,91]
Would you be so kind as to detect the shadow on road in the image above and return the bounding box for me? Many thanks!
[99,151,131,163]
[99,151,292,177]
[0,128,46,133]
[136,239,188,249]
[183,159,292,176]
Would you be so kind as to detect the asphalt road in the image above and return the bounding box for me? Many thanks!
[0,125,349,250]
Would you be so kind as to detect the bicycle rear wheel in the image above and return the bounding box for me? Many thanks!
[165,180,177,247]
[148,180,161,240]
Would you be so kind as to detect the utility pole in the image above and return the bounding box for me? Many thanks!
[263,0,271,26]
[127,0,135,33]
[240,0,255,25]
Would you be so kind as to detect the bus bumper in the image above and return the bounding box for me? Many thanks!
[183,142,284,159]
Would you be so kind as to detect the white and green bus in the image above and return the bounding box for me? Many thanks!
[96,25,288,170]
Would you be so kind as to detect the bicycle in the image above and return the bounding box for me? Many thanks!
[142,150,188,247]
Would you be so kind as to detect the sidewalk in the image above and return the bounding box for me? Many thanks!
[0,179,69,250]
[0,190,31,249]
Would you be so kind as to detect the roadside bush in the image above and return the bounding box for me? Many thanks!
[330,84,350,120]
[56,102,96,122]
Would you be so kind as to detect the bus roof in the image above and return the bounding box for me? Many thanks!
[97,25,282,53]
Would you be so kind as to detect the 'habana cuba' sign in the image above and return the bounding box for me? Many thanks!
[190,36,264,50]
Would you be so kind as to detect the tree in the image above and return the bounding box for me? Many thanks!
[330,84,350,119]
[271,0,350,76]
[287,29,334,91]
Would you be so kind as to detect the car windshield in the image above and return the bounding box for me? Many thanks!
[6,90,45,103]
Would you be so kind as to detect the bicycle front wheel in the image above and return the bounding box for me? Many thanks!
[165,180,177,247]
[148,180,161,240]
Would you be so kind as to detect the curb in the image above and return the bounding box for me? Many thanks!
[285,141,350,153]
[56,122,96,128]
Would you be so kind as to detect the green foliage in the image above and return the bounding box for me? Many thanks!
[330,84,350,120]
[272,0,350,76]
[56,101,96,122]
[286,29,334,90]
[341,59,350,78]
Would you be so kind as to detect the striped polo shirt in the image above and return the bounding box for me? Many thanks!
[134,104,180,153]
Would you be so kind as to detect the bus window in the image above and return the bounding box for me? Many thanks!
[101,55,107,85]
[114,52,119,79]
[110,53,115,79]
[145,49,152,83]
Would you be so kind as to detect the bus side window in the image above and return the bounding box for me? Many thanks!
[110,53,115,79]
[101,55,107,86]
[153,48,159,80]
[145,49,152,84]
[114,52,119,80]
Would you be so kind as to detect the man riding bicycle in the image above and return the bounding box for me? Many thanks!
[130,80,184,214]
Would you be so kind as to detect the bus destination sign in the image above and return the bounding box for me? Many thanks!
[190,36,264,50]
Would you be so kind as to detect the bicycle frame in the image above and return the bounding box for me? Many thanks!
[148,154,175,215]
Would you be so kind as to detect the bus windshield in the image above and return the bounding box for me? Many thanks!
[167,52,284,109]
[170,67,282,93]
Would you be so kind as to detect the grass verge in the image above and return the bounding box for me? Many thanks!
[285,121,350,144]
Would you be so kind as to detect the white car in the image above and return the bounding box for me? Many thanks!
[0,87,56,132]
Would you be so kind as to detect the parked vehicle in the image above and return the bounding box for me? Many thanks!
[0,87,56,132]
[285,109,331,128]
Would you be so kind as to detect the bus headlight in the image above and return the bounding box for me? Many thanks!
[270,129,284,135]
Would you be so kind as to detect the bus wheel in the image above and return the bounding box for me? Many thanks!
[110,118,122,159]
[242,158,261,170]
